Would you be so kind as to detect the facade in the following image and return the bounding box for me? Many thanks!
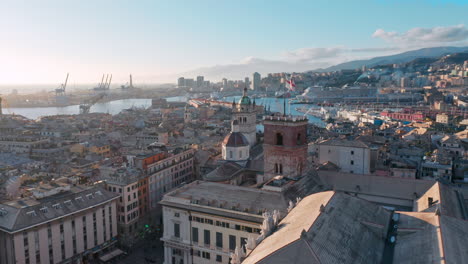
[263,115,308,180]
[196,76,204,89]
[100,167,145,245]
[0,186,119,264]
[436,114,449,124]
[316,138,371,174]
[231,87,257,147]
[147,149,196,211]
[160,181,291,264]
[178,77,185,88]
[252,72,260,91]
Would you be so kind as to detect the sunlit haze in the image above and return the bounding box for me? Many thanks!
[0,0,467,86]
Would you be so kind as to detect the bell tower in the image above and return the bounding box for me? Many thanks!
[263,115,308,180]
[232,87,257,147]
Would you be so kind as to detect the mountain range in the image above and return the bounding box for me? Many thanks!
[166,46,468,82]
[318,46,468,72]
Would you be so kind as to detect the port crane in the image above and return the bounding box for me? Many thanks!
[55,73,69,96]
[79,93,105,114]
[93,74,112,92]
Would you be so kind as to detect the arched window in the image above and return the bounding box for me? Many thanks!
[239,117,242,123]
[243,117,247,123]
[297,133,301,145]
[279,164,283,174]
[276,133,283,145]
[275,163,278,173]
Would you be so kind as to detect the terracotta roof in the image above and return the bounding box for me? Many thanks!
[222,132,249,147]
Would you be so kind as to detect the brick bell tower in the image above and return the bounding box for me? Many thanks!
[263,115,308,181]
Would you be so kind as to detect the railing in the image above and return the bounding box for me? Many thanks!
[263,115,308,122]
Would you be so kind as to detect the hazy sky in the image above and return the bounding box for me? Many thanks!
[1,0,467,85]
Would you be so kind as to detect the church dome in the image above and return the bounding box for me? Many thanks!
[239,96,251,105]
[222,132,249,147]
[238,86,251,105]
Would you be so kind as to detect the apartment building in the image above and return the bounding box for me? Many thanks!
[316,138,371,174]
[147,149,195,210]
[0,185,119,264]
[101,148,195,244]
[100,166,148,245]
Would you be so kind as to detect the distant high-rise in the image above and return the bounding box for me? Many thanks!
[177,77,185,88]
[196,76,204,88]
[401,77,410,88]
[222,78,228,88]
[185,78,194,88]
[245,77,250,88]
[252,72,261,90]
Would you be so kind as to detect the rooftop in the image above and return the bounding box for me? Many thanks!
[0,185,119,233]
[243,191,391,264]
[317,138,369,148]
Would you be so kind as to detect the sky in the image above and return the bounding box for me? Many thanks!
[0,0,467,86]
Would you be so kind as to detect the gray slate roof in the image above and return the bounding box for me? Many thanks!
[0,186,119,233]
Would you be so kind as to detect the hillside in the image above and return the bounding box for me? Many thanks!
[320,46,468,72]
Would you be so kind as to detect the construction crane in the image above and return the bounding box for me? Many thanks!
[55,73,69,96]
[93,74,112,92]
[79,93,105,114]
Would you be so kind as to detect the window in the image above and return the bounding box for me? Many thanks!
[204,230,210,245]
[350,160,354,165]
[351,150,354,155]
[216,232,223,248]
[174,223,180,237]
[275,163,278,173]
[192,227,198,243]
[279,164,283,174]
[229,151,233,159]
[202,252,211,259]
[276,133,283,145]
[216,255,222,262]
[296,133,301,145]
[229,235,236,250]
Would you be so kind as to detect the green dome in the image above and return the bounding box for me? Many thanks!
[239,95,251,105]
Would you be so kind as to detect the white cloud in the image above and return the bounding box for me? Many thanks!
[373,24,468,44]
[282,47,344,62]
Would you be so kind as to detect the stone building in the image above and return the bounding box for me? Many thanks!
[263,115,308,181]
